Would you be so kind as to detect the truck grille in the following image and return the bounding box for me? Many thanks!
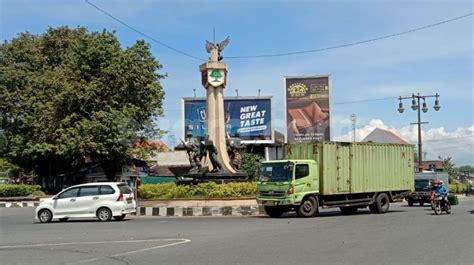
[259,190,285,197]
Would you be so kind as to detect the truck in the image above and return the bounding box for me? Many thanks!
[257,142,414,217]
[405,172,449,206]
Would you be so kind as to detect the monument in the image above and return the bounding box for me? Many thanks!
[182,37,248,180]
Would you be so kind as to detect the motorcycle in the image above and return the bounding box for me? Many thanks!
[429,192,436,210]
[432,195,451,215]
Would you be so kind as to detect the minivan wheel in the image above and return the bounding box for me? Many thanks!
[38,209,53,223]
[114,214,126,221]
[97,207,112,222]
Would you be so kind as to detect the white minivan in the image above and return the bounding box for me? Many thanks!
[36,182,136,223]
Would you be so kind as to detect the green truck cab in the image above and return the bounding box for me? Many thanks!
[257,142,414,218]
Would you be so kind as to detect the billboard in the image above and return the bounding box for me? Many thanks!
[285,76,330,143]
[183,97,274,143]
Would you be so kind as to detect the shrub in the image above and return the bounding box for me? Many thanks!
[0,184,42,197]
[241,153,264,180]
[138,182,257,199]
[448,183,466,194]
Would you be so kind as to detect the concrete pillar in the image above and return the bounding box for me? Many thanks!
[200,62,235,173]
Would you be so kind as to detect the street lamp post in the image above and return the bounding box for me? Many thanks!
[398,93,441,172]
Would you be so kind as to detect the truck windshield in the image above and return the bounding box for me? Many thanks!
[415,179,430,192]
[259,162,293,182]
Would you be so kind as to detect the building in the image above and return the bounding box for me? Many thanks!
[361,128,408,144]
[416,160,444,172]
[147,151,190,177]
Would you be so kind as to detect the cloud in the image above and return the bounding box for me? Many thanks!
[334,119,474,165]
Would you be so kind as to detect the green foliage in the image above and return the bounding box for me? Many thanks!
[0,184,41,197]
[0,158,20,178]
[0,27,166,183]
[457,165,474,173]
[240,153,264,180]
[439,156,459,183]
[448,183,467,194]
[139,182,257,199]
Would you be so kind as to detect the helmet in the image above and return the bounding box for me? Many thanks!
[431,180,441,186]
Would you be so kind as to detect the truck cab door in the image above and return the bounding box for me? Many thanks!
[293,164,316,201]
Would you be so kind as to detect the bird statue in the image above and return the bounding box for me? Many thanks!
[205,36,230,62]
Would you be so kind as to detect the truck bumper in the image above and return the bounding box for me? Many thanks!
[257,197,295,206]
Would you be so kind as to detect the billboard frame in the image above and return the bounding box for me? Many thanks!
[283,75,331,143]
[182,96,275,144]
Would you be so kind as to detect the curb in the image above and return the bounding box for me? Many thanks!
[0,201,40,208]
[134,205,265,217]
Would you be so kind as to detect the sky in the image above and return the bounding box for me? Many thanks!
[1,0,473,165]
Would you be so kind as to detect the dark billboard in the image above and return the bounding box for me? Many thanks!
[183,97,273,143]
[285,76,330,143]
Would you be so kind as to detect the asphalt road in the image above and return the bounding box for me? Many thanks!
[1,200,473,265]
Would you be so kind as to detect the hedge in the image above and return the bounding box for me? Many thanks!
[0,184,42,197]
[139,182,257,199]
[449,183,467,194]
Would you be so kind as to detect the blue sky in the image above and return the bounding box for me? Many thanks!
[1,0,473,165]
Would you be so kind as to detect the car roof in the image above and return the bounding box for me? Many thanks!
[67,182,129,188]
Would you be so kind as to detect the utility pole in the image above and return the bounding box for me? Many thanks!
[398,93,441,172]
[350,114,356,142]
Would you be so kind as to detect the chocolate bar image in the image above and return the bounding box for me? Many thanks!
[287,101,328,133]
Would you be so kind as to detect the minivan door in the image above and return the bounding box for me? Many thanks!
[54,187,80,216]
[75,186,100,216]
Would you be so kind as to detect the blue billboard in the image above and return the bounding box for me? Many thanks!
[183,97,273,143]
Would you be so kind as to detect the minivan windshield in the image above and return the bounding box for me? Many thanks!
[259,162,293,182]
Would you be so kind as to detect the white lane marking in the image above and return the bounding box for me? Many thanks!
[0,238,190,249]
[71,239,191,264]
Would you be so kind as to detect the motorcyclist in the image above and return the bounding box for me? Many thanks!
[432,180,450,207]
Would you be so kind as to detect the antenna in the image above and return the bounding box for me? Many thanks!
[213,27,215,44]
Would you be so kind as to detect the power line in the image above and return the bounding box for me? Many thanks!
[162,96,398,111]
[85,1,471,61]
[85,0,206,61]
[424,135,474,143]
[332,97,395,105]
[226,13,473,59]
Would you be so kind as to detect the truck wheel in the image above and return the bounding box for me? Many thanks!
[407,199,414,207]
[374,193,390,214]
[264,206,285,218]
[297,196,318,218]
[340,206,358,215]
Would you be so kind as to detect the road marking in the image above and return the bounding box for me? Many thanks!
[70,239,192,264]
[0,238,190,249]
[0,238,191,264]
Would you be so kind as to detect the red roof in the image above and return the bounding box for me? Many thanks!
[382,129,408,145]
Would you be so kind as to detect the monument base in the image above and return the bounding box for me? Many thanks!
[178,171,250,184]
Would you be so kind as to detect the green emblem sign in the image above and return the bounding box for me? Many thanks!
[207,69,225,87]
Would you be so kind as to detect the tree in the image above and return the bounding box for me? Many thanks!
[241,153,264,180]
[0,27,165,191]
[457,165,474,174]
[439,156,459,183]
